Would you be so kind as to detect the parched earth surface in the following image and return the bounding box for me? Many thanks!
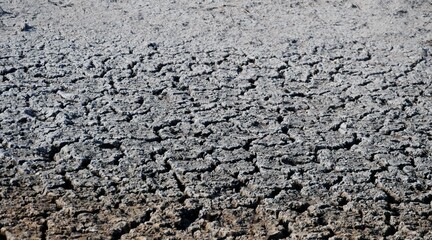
[1,0,432,239]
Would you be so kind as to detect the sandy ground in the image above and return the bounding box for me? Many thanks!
[1,0,432,239]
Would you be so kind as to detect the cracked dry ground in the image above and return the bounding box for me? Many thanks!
[1,1,432,240]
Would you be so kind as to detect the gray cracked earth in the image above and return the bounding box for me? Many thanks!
[1,0,432,239]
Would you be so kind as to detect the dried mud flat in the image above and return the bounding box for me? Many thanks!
[0,0,432,239]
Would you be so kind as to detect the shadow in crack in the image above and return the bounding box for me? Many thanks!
[175,207,202,230]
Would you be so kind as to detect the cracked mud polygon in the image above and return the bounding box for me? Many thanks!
[1,0,432,239]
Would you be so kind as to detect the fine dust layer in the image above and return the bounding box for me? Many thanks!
[0,0,432,239]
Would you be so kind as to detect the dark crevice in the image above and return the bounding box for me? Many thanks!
[291,181,303,191]
[327,103,346,111]
[110,153,124,165]
[301,60,320,67]
[175,206,202,230]
[135,96,144,105]
[0,67,17,75]
[48,0,73,7]
[368,168,384,184]
[312,148,319,164]
[152,88,164,96]
[382,204,399,236]
[252,197,263,213]
[98,142,121,149]
[245,153,257,163]
[325,228,336,238]
[173,172,186,192]
[151,63,165,73]
[384,225,397,237]
[178,195,188,204]
[203,212,219,222]
[357,52,371,61]
[240,84,256,95]
[62,175,74,190]
[111,210,153,240]
[172,75,180,82]
[201,119,226,127]
[168,119,182,127]
[281,125,288,134]
[330,122,343,131]
[242,139,254,151]
[79,158,91,170]
[267,187,282,198]
[253,163,261,174]
[382,189,400,204]
[204,146,215,156]
[276,115,283,124]
[124,113,133,122]
[417,193,432,204]
[403,58,425,76]
[40,220,48,240]
[247,58,256,65]
[337,195,349,207]
[146,131,162,143]
[286,91,310,98]
[95,187,106,198]
[233,181,243,193]
[293,202,309,213]
[236,66,243,74]
[193,130,213,138]
[331,175,344,188]
[17,117,28,123]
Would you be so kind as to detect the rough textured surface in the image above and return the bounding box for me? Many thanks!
[1,0,432,239]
